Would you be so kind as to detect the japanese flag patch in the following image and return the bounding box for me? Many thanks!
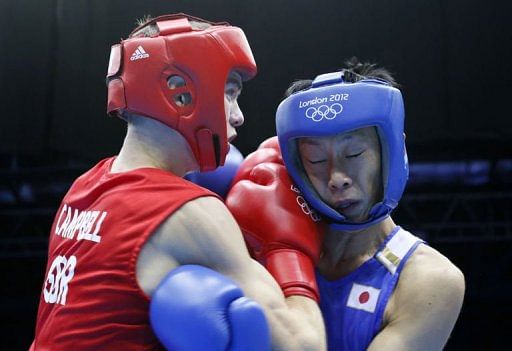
[346,283,381,313]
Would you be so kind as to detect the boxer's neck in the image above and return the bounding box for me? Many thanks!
[111,115,199,177]
[318,217,396,280]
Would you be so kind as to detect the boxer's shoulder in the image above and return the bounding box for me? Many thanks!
[371,242,465,349]
[137,195,239,295]
[383,242,465,330]
[152,196,235,247]
[169,196,235,234]
[398,243,465,294]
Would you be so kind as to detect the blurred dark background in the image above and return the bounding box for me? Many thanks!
[1,0,510,349]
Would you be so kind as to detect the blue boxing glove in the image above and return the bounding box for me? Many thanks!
[185,144,244,199]
[149,265,270,351]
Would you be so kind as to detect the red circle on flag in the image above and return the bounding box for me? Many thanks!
[359,291,370,304]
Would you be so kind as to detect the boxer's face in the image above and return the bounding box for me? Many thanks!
[224,71,244,142]
[298,127,382,222]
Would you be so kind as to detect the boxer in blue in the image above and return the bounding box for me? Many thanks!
[227,59,465,350]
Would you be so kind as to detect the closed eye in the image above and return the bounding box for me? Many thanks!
[347,150,365,158]
[225,88,240,101]
[307,159,327,164]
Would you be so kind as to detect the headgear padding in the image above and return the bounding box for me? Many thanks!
[106,14,257,171]
[276,71,408,230]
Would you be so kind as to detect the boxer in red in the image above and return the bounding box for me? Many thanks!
[30,14,326,351]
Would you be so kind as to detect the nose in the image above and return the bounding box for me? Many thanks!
[229,101,244,128]
[328,169,352,191]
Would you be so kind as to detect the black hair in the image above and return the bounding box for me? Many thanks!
[284,57,399,98]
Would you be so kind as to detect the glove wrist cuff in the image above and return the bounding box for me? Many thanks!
[266,249,320,303]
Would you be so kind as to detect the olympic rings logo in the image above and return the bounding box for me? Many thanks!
[290,184,321,222]
[305,103,343,122]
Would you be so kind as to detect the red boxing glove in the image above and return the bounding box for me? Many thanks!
[226,138,324,302]
[231,136,283,185]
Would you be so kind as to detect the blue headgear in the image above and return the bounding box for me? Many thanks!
[276,71,408,230]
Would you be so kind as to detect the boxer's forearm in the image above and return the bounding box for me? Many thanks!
[231,260,326,351]
[282,295,326,350]
[156,196,327,351]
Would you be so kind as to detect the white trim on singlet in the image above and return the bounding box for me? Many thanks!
[376,228,421,274]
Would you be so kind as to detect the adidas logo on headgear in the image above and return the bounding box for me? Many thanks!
[130,46,149,61]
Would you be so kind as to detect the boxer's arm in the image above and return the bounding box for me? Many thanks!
[137,196,326,351]
[367,245,465,351]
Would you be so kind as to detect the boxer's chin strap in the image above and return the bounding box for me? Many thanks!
[107,79,126,116]
[196,129,222,171]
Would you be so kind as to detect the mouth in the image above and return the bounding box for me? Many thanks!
[228,133,237,143]
[333,199,359,213]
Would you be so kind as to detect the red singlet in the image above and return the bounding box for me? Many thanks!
[32,157,214,350]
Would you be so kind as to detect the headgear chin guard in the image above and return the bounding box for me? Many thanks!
[276,71,408,231]
[106,13,257,171]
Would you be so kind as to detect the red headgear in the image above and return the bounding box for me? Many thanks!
[106,14,257,171]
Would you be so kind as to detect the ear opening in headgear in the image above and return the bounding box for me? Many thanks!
[167,75,186,88]
[167,75,193,107]
[173,93,192,107]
